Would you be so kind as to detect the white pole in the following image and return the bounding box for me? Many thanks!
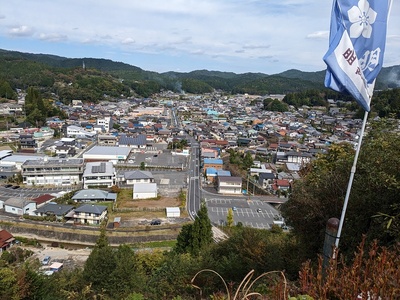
[335,110,369,248]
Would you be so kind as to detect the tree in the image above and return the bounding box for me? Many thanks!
[0,268,17,300]
[281,118,400,259]
[226,208,234,227]
[110,244,146,298]
[191,204,213,256]
[243,151,254,169]
[175,223,193,254]
[83,229,116,294]
[175,204,213,256]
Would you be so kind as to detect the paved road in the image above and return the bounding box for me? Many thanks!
[186,140,201,219]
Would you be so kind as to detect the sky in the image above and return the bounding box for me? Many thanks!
[0,0,399,75]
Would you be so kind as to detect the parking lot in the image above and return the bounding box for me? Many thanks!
[0,185,77,203]
[206,198,281,229]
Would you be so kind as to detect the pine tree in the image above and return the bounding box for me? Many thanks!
[191,203,213,256]
[82,229,116,293]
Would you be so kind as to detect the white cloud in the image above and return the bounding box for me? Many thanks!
[39,33,68,42]
[8,25,34,37]
[0,0,398,73]
[307,31,329,39]
[121,37,135,45]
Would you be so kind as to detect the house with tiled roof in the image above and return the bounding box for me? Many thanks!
[73,204,108,225]
[35,203,75,220]
[0,230,15,253]
[122,170,155,185]
[31,194,56,208]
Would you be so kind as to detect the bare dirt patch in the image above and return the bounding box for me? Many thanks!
[111,196,189,227]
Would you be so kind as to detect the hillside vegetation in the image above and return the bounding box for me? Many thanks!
[1,48,400,100]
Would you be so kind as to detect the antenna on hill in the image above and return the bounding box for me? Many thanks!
[82,61,86,70]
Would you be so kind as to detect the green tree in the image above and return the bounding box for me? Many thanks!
[111,244,146,298]
[0,268,18,300]
[243,151,254,169]
[83,229,116,294]
[175,204,213,256]
[226,208,234,227]
[191,204,213,256]
[175,223,193,254]
[282,118,400,259]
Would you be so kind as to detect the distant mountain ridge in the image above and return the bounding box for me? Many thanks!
[0,48,399,94]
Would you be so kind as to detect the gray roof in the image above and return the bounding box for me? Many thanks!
[35,203,74,216]
[124,170,154,180]
[22,158,84,167]
[83,162,114,176]
[218,176,242,183]
[74,204,107,214]
[118,134,147,146]
[72,189,117,201]
[84,146,131,156]
[4,198,35,208]
[133,182,157,193]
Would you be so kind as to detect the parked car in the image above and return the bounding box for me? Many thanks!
[42,256,51,265]
[232,206,237,211]
[11,185,20,189]
[256,208,262,213]
[4,184,13,188]
[150,219,161,225]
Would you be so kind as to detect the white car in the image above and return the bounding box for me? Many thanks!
[42,256,51,265]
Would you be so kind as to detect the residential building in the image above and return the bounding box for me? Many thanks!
[83,162,116,189]
[34,203,75,220]
[73,204,108,225]
[19,134,37,152]
[97,116,113,132]
[21,158,84,186]
[217,176,242,194]
[71,189,117,202]
[122,170,155,185]
[0,230,15,253]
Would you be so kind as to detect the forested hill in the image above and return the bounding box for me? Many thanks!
[1,48,400,97]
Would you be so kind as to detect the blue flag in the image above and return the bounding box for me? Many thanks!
[324,0,392,111]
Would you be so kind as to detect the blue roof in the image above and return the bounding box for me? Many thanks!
[206,167,218,175]
[204,158,223,165]
[217,170,231,176]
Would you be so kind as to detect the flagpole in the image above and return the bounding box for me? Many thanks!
[335,110,369,248]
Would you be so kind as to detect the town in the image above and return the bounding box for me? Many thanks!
[1,89,363,234]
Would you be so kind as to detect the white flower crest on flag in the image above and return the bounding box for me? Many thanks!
[348,0,377,39]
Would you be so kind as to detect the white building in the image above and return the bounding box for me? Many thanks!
[97,116,113,133]
[66,125,97,139]
[21,158,84,186]
[133,183,157,199]
[217,176,243,195]
[73,204,108,225]
[83,162,116,189]
[83,146,131,163]
[4,198,36,216]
